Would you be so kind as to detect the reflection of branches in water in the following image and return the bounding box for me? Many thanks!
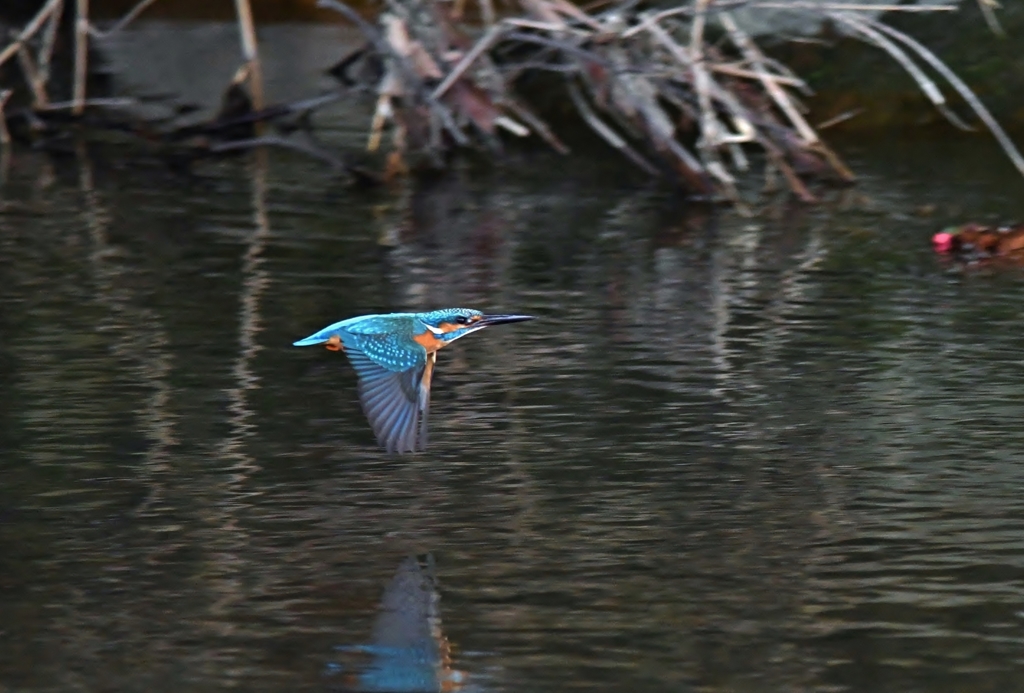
[76,146,178,531]
[520,197,854,688]
[30,146,191,689]
[708,220,848,447]
[761,222,856,536]
[379,172,515,311]
[699,214,860,688]
[204,150,271,634]
[737,218,856,540]
[708,236,733,405]
[220,150,270,471]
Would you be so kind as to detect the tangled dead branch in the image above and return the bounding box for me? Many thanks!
[1,0,1020,201]
[319,0,1022,201]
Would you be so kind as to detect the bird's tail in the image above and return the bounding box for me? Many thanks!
[293,334,329,346]
[293,320,348,349]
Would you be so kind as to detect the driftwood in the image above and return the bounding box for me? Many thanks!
[316,0,1023,201]
[1,0,1022,200]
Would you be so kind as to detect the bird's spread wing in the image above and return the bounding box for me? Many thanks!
[341,332,430,454]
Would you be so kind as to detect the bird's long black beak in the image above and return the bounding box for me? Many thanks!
[478,314,535,327]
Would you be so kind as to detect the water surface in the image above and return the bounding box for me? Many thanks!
[3,21,1024,693]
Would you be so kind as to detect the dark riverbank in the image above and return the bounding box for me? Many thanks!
[6,0,1021,132]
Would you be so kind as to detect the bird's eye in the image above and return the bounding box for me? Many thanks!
[454,316,469,325]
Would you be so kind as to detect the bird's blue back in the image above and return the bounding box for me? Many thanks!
[295,313,428,372]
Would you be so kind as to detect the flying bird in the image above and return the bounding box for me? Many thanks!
[294,308,534,453]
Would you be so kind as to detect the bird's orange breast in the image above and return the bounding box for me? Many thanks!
[413,331,445,353]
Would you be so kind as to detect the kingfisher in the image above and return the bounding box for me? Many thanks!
[294,308,534,454]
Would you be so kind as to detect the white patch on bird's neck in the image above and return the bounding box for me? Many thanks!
[424,323,445,336]
[445,324,486,342]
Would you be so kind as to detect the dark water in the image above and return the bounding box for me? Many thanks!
[5,21,1024,693]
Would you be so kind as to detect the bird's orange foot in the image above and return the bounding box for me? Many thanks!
[325,335,344,352]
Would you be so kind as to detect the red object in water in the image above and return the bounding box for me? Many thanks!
[931,223,1024,261]
[932,231,955,253]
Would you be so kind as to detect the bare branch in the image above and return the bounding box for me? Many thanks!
[866,16,1024,178]
[833,13,973,131]
[38,0,63,83]
[73,0,89,115]
[567,78,660,176]
[0,0,64,69]
[0,90,13,146]
[318,0,470,146]
[432,24,506,99]
[209,135,349,171]
[747,2,956,10]
[975,0,1005,35]
[17,43,49,108]
[89,0,161,37]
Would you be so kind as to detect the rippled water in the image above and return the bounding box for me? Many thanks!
[4,21,1024,693]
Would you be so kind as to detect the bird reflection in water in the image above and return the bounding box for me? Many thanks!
[327,554,467,692]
